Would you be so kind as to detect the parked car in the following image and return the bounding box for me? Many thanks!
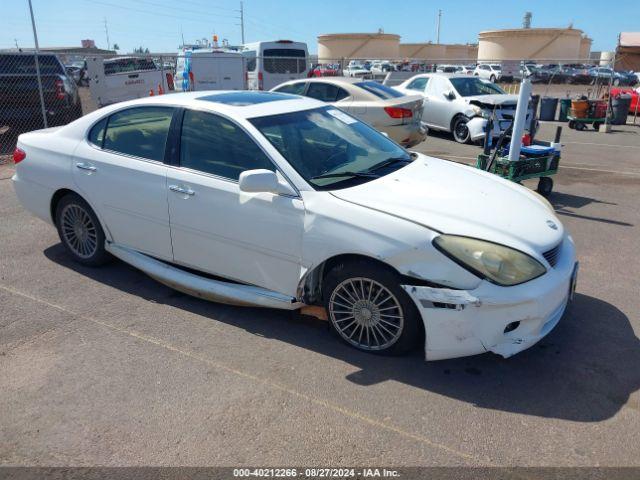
[309,64,340,77]
[12,90,578,360]
[174,48,245,92]
[436,65,460,74]
[343,63,371,78]
[588,67,633,86]
[458,65,476,75]
[272,77,426,147]
[473,64,503,82]
[395,73,531,144]
[530,64,567,84]
[0,53,83,139]
[562,65,592,85]
[370,61,394,74]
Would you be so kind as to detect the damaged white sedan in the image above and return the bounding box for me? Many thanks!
[12,91,578,360]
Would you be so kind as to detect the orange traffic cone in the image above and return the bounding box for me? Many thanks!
[149,89,154,96]
[158,83,164,95]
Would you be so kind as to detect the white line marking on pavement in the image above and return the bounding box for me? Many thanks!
[564,141,640,150]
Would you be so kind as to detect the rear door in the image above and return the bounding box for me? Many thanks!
[72,106,175,260]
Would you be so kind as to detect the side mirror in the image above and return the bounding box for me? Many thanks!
[444,90,456,100]
[239,169,296,196]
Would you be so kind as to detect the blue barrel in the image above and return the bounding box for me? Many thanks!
[539,97,559,121]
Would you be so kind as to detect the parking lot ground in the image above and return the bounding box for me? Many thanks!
[1,122,640,467]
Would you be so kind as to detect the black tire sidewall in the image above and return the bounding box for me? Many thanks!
[55,193,110,266]
[452,116,470,143]
[323,260,422,355]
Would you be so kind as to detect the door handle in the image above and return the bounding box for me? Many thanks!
[169,185,195,196]
[76,162,96,172]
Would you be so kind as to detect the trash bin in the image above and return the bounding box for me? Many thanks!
[539,97,558,121]
[558,98,571,122]
[611,94,632,125]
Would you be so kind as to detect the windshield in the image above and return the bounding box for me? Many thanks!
[250,107,411,190]
[449,77,505,97]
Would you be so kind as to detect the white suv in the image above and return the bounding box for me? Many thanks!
[474,64,502,82]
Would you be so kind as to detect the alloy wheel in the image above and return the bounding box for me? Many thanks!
[60,203,98,259]
[328,277,404,351]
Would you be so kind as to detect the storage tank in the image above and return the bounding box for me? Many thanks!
[398,43,445,60]
[478,28,583,61]
[318,33,400,61]
[579,36,592,60]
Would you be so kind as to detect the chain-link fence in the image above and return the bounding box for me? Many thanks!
[2,50,639,157]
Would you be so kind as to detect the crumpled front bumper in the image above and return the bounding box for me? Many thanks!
[402,236,577,361]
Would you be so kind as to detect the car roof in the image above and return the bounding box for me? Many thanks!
[88,91,326,120]
[281,77,370,86]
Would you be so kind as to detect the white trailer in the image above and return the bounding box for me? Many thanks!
[175,48,245,92]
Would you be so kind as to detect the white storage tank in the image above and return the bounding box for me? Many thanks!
[318,32,400,61]
[398,43,446,60]
[478,28,583,61]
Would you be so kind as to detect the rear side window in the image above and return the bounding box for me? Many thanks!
[354,81,403,99]
[103,58,157,75]
[179,110,274,180]
[306,83,349,102]
[275,82,307,95]
[406,77,429,91]
[88,118,108,147]
[103,107,173,161]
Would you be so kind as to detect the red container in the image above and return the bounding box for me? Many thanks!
[592,100,608,118]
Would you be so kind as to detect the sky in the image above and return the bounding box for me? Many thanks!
[3,0,637,54]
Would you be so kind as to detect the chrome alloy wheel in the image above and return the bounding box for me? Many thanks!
[329,277,404,351]
[60,203,98,259]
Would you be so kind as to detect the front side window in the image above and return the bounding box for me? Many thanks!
[406,77,429,91]
[103,107,173,161]
[275,82,307,95]
[243,50,257,72]
[250,107,411,191]
[180,109,274,180]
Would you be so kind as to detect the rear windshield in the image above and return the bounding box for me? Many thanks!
[0,54,63,75]
[104,58,157,75]
[263,48,306,74]
[354,81,403,99]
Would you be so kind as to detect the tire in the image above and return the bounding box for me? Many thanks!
[323,260,421,355]
[568,120,576,129]
[489,75,496,83]
[55,193,110,266]
[451,115,471,144]
[537,177,553,197]
[592,121,602,131]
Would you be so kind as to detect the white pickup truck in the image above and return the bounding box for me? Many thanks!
[86,56,168,107]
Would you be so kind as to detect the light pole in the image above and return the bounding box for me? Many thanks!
[27,0,47,129]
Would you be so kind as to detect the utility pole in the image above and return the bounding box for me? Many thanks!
[238,1,245,44]
[436,9,442,44]
[27,0,48,128]
[14,38,19,49]
[103,17,111,51]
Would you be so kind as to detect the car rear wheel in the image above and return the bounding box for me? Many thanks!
[323,260,421,355]
[451,115,471,144]
[55,193,110,266]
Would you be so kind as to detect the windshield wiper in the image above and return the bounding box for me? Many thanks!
[365,155,414,173]
[311,171,380,181]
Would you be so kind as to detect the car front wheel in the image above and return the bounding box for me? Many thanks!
[452,116,471,143]
[323,260,421,355]
[55,193,110,266]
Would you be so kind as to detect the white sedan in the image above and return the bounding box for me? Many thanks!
[12,91,578,360]
[271,77,426,147]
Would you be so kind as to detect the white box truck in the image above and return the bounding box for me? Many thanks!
[175,48,245,92]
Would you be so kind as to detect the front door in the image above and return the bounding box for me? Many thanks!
[166,109,304,297]
[72,106,175,260]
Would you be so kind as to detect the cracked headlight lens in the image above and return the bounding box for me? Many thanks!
[471,105,490,118]
[433,235,546,286]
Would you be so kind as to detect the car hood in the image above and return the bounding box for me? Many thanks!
[464,94,519,107]
[330,154,564,254]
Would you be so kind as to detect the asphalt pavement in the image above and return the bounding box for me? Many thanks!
[1,121,639,467]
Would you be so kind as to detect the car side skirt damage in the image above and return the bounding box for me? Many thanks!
[106,243,303,310]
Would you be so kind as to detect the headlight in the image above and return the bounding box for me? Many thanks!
[433,235,546,286]
[471,105,490,118]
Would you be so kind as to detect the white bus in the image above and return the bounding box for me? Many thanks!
[175,48,245,92]
[242,40,309,91]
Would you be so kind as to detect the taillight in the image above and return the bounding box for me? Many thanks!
[55,79,65,100]
[258,71,264,90]
[384,107,413,119]
[13,147,26,164]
